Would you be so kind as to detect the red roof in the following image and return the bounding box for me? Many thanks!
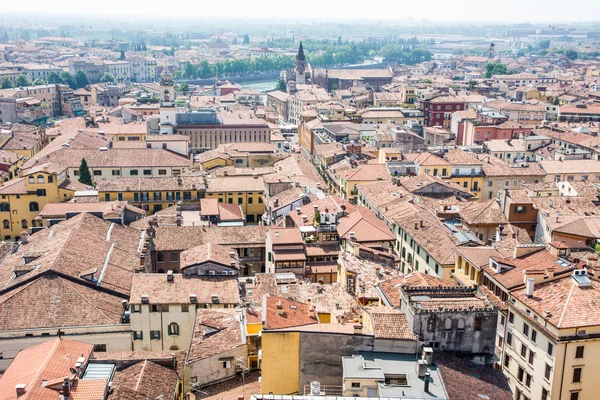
[263,295,318,330]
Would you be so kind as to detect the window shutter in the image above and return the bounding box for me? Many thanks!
[168,324,172,335]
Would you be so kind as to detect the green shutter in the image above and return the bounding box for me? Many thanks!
[167,324,172,335]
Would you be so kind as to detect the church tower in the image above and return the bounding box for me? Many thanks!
[488,42,496,59]
[295,42,306,84]
[160,68,175,106]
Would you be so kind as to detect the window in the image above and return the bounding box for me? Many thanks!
[259,197,263,203]
[575,346,584,358]
[130,170,139,176]
[570,393,579,400]
[131,304,141,313]
[134,193,139,201]
[157,252,165,262]
[112,169,120,176]
[504,354,510,368]
[523,323,529,336]
[427,318,435,332]
[531,330,537,343]
[444,318,452,331]
[93,170,102,176]
[133,331,143,340]
[573,368,582,383]
[547,343,554,356]
[223,360,232,368]
[521,344,528,358]
[28,176,34,184]
[0,203,9,212]
[168,322,179,336]
[73,170,80,176]
[143,169,152,176]
[474,317,482,331]
[542,389,549,400]
[181,304,189,312]
[351,382,360,388]
[515,206,526,214]
[507,332,513,346]
[509,312,514,324]
[117,193,123,201]
[457,319,465,332]
[228,198,233,204]
[37,175,44,184]
[93,344,107,352]
[171,252,179,262]
[238,198,243,204]
[104,194,110,201]
[29,202,39,212]
[150,330,161,340]
[158,169,167,175]
[3,220,9,229]
[518,366,524,382]
[528,351,534,365]
[21,219,28,229]
[544,363,552,380]
[525,373,531,388]
[48,175,53,183]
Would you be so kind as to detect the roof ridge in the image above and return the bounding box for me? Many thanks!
[557,281,576,328]
[135,360,147,391]
[26,339,60,398]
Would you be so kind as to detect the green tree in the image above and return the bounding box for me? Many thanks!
[61,72,77,89]
[119,49,126,60]
[468,81,478,91]
[74,70,90,88]
[183,62,196,78]
[178,82,189,92]
[565,49,578,60]
[78,158,93,186]
[32,78,45,86]
[47,72,62,84]
[1,77,12,89]
[198,60,212,78]
[100,73,116,83]
[275,77,286,91]
[15,74,29,87]
[243,34,250,45]
[484,62,507,78]
[538,40,551,50]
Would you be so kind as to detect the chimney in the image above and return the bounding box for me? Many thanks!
[15,384,26,397]
[526,277,535,298]
[424,372,431,393]
[20,231,28,244]
[353,324,363,334]
[167,270,174,282]
[417,359,428,378]
[308,306,316,318]
[276,300,284,315]
[62,378,70,396]
[419,220,424,228]
[296,207,301,215]
[414,222,419,229]
[376,172,382,180]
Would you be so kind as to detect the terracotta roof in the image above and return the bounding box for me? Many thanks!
[188,308,245,362]
[365,308,418,340]
[200,198,220,216]
[181,243,237,270]
[336,209,395,243]
[459,199,508,225]
[130,274,240,305]
[445,148,482,165]
[512,273,600,329]
[0,339,96,400]
[338,164,390,182]
[539,159,600,175]
[479,154,546,177]
[263,295,318,330]
[96,176,206,192]
[109,360,178,400]
[268,227,303,245]
[38,201,144,219]
[0,213,143,296]
[153,225,268,251]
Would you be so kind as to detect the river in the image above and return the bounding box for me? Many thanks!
[241,79,279,92]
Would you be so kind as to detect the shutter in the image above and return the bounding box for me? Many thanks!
[168,324,172,335]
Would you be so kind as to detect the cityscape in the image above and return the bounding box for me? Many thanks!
[1,3,600,400]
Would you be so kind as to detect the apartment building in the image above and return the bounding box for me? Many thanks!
[103,60,132,83]
[501,268,600,400]
[480,154,546,200]
[97,176,206,214]
[204,175,265,223]
[129,272,240,352]
[127,56,157,82]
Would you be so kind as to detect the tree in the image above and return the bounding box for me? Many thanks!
[61,72,77,89]
[484,62,507,78]
[1,77,12,89]
[119,49,126,60]
[468,81,478,91]
[275,77,286,92]
[15,74,29,87]
[32,78,45,86]
[183,62,196,78]
[47,72,62,84]
[565,49,578,60]
[74,70,90,88]
[100,73,116,83]
[197,60,212,78]
[243,34,250,45]
[78,158,93,186]
[538,40,551,50]
[178,82,189,92]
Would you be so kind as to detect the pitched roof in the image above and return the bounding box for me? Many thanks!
[188,308,245,362]
[0,213,143,296]
[181,243,237,270]
[263,295,318,330]
[339,164,390,182]
[0,339,95,400]
[130,274,240,305]
[96,176,206,192]
[153,225,268,251]
[365,308,418,340]
[336,209,395,243]
[459,199,508,225]
[109,360,178,400]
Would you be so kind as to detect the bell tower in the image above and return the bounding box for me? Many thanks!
[160,68,175,106]
[295,42,306,85]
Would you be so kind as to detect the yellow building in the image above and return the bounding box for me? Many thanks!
[0,163,87,240]
[96,176,206,214]
[0,150,26,181]
[0,123,46,159]
[445,148,484,195]
[412,152,451,179]
[205,175,265,223]
[194,150,233,170]
[337,164,390,204]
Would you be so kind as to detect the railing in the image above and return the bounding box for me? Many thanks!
[303,385,344,396]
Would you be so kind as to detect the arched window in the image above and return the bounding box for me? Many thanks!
[444,318,452,331]
[21,220,28,229]
[28,176,34,184]
[168,322,179,336]
[37,175,44,184]
[457,319,466,332]
[47,175,53,183]
[3,220,9,229]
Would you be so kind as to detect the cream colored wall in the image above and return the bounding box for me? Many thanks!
[130,303,197,352]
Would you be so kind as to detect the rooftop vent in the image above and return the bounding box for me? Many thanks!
[190,294,198,303]
[167,270,174,282]
[141,294,149,304]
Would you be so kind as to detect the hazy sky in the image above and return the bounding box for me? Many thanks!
[3,0,600,23]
